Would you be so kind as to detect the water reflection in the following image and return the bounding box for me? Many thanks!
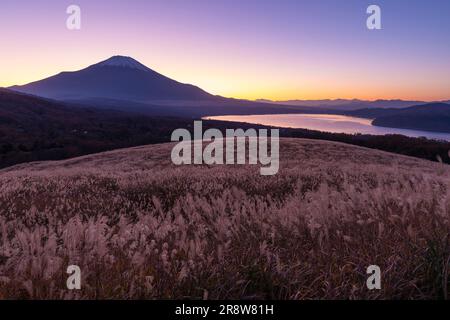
[205,114,450,141]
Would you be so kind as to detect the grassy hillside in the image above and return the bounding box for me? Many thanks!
[2,89,450,170]
[0,139,448,299]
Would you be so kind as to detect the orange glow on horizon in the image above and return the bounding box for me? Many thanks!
[1,57,449,103]
[1,1,450,103]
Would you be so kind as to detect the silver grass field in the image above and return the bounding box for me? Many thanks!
[0,139,448,299]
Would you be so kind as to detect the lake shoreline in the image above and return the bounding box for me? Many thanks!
[204,113,450,142]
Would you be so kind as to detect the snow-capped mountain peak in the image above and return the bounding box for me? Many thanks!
[95,56,149,71]
[10,55,215,101]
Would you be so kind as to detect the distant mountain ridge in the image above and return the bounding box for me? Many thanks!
[0,88,212,168]
[256,98,446,110]
[10,56,220,102]
[371,103,450,133]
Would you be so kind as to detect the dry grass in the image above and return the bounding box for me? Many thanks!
[0,138,449,299]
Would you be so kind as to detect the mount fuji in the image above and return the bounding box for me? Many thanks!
[10,56,219,103]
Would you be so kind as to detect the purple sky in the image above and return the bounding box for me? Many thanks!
[1,0,449,100]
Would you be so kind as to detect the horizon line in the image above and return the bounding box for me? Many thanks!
[2,55,450,103]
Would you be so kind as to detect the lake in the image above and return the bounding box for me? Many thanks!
[205,114,450,141]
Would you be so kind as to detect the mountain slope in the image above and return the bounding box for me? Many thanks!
[7,56,322,116]
[372,103,450,133]
[10,56,218,102]
[0,88,208,168]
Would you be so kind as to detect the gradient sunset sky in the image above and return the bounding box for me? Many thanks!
[1,0,449,101]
